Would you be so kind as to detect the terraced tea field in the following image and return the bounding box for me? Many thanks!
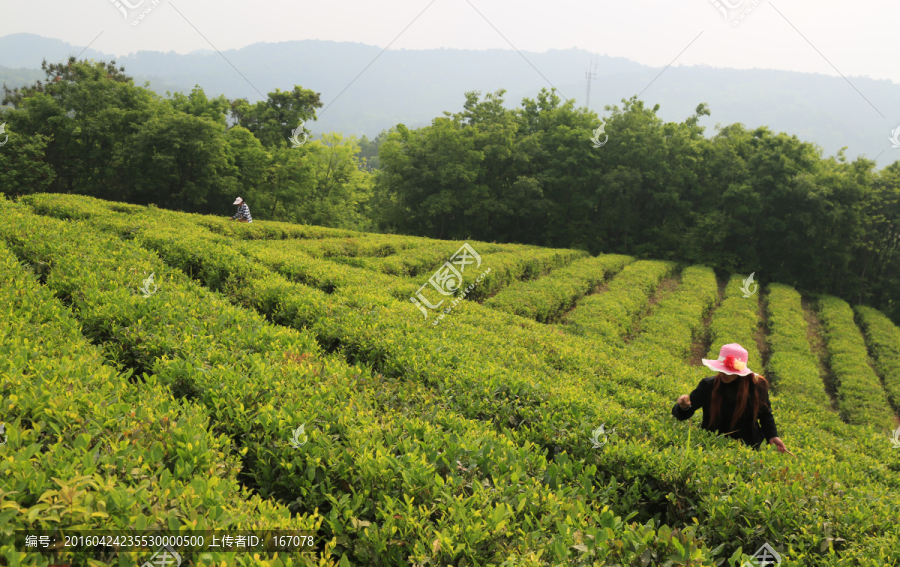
[1,194,899,566]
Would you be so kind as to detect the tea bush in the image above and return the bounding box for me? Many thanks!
[764,284,833,411]
[12,193,900,566]
[561,260,677,340]
[264,235,427,259]
[630,266,718,361]
[707,275,761,364]
[0,236,324,567]
[817,296,895,428]
[855,305,900,412]
[484,254,634,322]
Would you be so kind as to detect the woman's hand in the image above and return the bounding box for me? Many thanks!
[768,437,787,453]
[676,395,691,409]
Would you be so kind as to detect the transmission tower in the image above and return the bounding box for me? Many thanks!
[584,56,599,110]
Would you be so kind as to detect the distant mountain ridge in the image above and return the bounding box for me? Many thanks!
[1,32,898,169]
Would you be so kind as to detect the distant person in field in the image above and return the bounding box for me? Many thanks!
[673,343,788,453]
[231,197,252,223]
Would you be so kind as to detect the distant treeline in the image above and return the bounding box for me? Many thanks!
[371,91,900,324]
[2,57,899,322]
[1,57,376,230]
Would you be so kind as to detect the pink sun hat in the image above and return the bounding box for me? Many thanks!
[702,343,755,376]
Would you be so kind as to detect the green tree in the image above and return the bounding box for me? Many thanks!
[230,86,322,148]
[1,57,157,199]
[0,129,55,195]
[300,133,373,230]
[113,105,238,212]
[376,117,483,239]
[855,161,900,317]
[255,146,314,222]
[358,130,388,171]
[168,85,230,128]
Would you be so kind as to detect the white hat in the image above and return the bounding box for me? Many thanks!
[233,197,243,205]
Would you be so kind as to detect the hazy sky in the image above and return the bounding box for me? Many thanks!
[3,0,898,84]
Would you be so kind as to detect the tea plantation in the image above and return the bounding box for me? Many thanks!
[1,194,898,566]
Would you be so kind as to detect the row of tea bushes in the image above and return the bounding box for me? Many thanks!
[193,213,361,240]
[22,194,900,565]
[816,296,896,428]
[260,235,428,259]
[764,284,833,412]
[238,240,408,297]
[0,235,325,567]
[24,192,361,241]
[344,241,511,278]
[629,266,719,362]
[461,249,588,302]
[706,275,761,364]
[1,205,720,565]
[854,305,900,413]
[761,284,900,477]
[241,240,583,304]
[561,260,677,341]
[484,254,634,323]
